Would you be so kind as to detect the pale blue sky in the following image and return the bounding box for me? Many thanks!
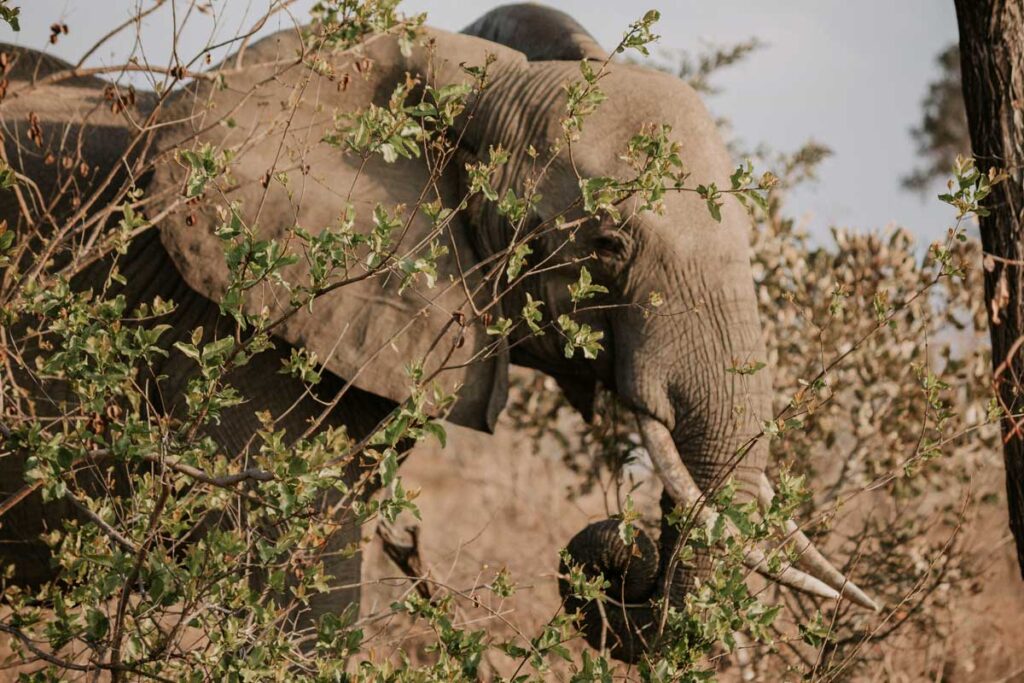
[7,1,959,241]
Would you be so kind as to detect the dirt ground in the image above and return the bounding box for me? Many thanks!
[360,411,1024,682]
[2,406,1023,681]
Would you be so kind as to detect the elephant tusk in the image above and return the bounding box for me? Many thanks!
[739,544,842,603]
[633,413,853,605]
[634,412,708,507]
[757,475,881,612]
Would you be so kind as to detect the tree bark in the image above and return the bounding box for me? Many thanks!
[954,0,1024,576]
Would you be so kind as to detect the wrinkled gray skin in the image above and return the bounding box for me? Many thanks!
[0,5,774,660]
[465,5,772,660]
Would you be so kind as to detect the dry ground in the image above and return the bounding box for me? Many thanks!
[2,400,1023,681]
[360,406,1024,682]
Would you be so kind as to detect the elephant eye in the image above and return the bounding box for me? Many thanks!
[592,233,627,259]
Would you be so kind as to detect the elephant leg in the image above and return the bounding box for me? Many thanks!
[197,341,400,631]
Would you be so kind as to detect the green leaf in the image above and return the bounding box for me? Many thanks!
[0,164,16,190]
[579,176,621,219]
[422,422,447,448]
[486,317,513,337]
[172,341,201,363]
[0,228,14,254]
[725,360,766,376]
[0,3,20,31]
[521,294,544,335]
[568,266,609,303]
[379,448,398,486]
[506,241,533,281]
[557,314,605,359]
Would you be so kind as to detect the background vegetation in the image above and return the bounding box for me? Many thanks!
[0,2,1018,681]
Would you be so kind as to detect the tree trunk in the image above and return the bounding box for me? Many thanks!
[954,0,1024,576]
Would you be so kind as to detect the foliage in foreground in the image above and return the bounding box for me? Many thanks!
[0,1,1006,681]
[507,53,1003,682]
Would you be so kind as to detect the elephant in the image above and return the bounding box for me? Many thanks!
[0,3,876,664]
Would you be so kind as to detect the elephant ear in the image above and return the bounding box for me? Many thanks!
[461,3,608,62]
[152,28,521,432]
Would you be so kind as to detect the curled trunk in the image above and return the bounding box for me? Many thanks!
[559,495,705,663]
[559,412,880,662]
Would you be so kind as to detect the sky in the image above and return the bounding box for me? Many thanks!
[6,1,961,242]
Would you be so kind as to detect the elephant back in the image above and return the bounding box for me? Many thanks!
[461,4,608,62]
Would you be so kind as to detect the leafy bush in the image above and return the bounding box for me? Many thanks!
[0,2,1005,681]
[505,59,1004,683]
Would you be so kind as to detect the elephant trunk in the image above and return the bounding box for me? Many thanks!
[560,416,878,663]
[558,493,701,663]
[560,270,877,661]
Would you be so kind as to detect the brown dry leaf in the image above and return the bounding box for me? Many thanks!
[27,112,42,147]
[48,22,68,45]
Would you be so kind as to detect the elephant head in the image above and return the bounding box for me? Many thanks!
[147,4,877,661]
